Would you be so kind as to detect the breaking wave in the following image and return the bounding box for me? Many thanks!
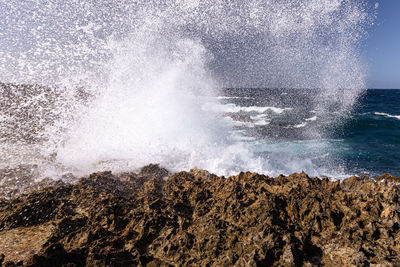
[374,112,400,120]
[0,0,375,177]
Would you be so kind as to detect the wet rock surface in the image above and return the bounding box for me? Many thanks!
[1,165,400,266]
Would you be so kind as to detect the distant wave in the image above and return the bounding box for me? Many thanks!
[374,112,400,120]
[293,122,308,128]
[305,116,318,121]
[284,122,308,129]
[251,114,270,126]
[215,103,291,114]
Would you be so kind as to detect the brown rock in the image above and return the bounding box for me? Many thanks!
[1,167,400,266]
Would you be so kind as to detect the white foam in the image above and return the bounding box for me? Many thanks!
[375,112,400,120]
[254,120,270,126]
[208,103,290,114]
[223,116,254,128]
[231,135,256,142]
[293,122,308,128]
[293,122,307,128]
[283,122,308,129]
[305,116,318,121]
[251,114,270,126]
[0,0,373,178]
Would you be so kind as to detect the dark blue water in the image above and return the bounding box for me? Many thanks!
[340,90,400,176]
[219,89,400,177]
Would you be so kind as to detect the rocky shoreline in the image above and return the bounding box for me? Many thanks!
[1,165,400,266]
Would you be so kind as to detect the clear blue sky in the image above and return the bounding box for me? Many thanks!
[365,0,400,89]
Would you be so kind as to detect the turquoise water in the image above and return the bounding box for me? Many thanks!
[219,89,400,177]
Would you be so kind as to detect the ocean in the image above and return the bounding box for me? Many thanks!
[0,0,385,179]
[217,88,400,177]
[1,85,398,179]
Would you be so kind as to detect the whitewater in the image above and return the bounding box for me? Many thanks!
[0,0,376,178]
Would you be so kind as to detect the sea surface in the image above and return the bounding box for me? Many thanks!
[217,88,400,177]
[0,0,378,179]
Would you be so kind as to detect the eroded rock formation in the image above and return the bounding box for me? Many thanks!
[1,165,400,266]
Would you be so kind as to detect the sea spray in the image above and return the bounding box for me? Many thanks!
[0,0,375,177]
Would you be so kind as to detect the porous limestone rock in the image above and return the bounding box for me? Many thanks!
[1,166,400,266]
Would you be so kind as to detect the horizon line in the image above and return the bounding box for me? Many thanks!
[222,87,400,90]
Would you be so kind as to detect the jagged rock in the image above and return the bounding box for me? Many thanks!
[376,173,400,183]
[1,167,400,266]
